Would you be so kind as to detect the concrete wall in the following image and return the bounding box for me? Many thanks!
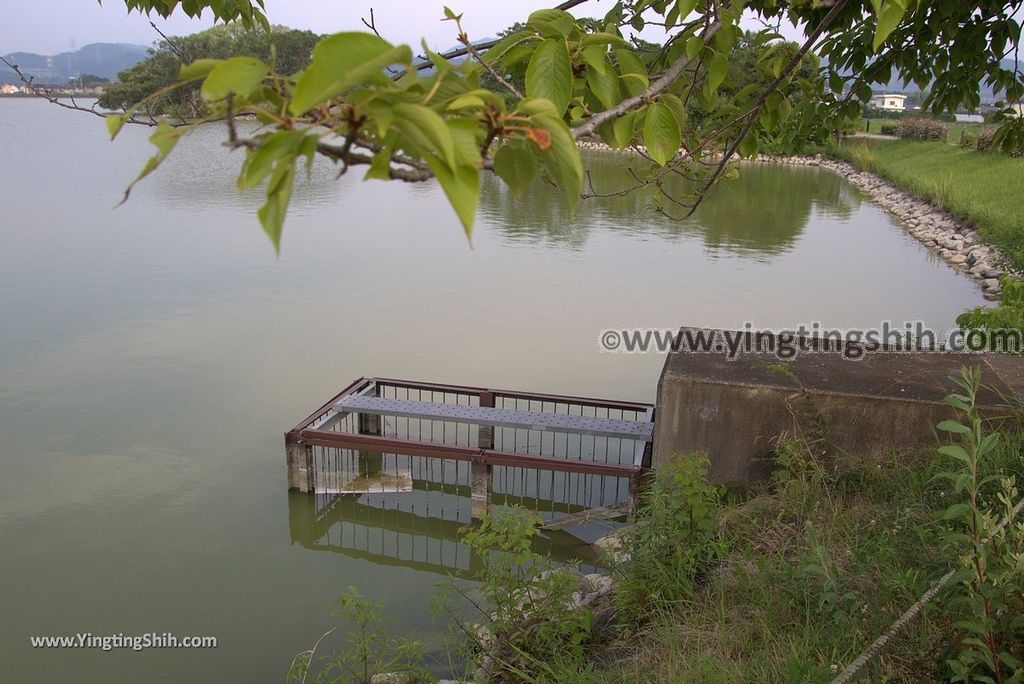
[653,331,1023,485]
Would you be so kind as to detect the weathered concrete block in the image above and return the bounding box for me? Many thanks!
[654,332,1023,485]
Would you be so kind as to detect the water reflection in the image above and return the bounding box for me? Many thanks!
[480,151,860,258]
[287,491,602,579]
[288,447,627,577]
[148,125,858,260]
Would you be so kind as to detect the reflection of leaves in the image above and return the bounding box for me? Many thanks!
[482,154,856,256]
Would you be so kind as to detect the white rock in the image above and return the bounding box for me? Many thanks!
[583,573,615,596]
[370,674,412,684]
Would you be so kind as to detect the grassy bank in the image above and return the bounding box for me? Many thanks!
[590,381,1024,683]
[830,138,1024,271]
[600,437,1022,681]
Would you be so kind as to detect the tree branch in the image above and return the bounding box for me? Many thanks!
[571,20,723,140]
[150,21,190,63]
[0,55,170,126]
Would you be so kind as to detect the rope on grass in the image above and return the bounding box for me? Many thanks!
[831,494,1024,684]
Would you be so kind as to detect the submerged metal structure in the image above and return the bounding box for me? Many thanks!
[284,377,654,526]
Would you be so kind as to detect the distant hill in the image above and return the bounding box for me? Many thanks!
[0,43,149,85]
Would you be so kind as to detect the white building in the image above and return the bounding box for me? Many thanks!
[0,83,21,95]
[869,93,907,111]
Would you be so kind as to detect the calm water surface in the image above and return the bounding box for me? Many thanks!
[0,98,987,682]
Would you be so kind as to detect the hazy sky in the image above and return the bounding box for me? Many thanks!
[0,1,630,54]
[0,0,802,55]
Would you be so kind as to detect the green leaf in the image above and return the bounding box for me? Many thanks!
[586,64,619,110]
[581,44,609,75]
[413,118,481,237]
[686,36,704,59]
[106,114,127,140]
[447,118,483,168]
[938,444,973,465]
[485,31,534,65]
[425,156,479,238]
[941,502,973,521]
[178,58,222,82]
[738,131,759,158]
[290,33,412,114]
[364,147,394,181]
[445,88,505,111]
[238,130,308,191]
[392,103,456,169]
[201,56,268,101]
[643,100,681,166]
[493,144,538,198]
[527,9,575,37]
[707,51,728,93]
[978,432,1000,455]
[937,420,972,436]
[615,48,649,97]
[676,0,699,21]
[580,32,628,47]
[659,93,686,127]
[121,120,190,202]
[873,1,907,52]
[525,38,573,116]
[530,110,583,213]
[612,111,637,148]
[258,160,295,255]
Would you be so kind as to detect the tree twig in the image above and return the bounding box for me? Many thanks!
[150,21,190,63]
[570,20,723,140]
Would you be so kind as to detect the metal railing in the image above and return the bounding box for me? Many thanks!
[285,377,655,527]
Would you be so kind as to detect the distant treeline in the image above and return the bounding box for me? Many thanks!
[98,25,320,117]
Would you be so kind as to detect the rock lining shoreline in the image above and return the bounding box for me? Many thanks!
[577,140,1010,299]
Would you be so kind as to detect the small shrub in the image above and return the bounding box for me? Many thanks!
[838,117,860,136]
[616,453,725,620]
[450,508,594,682]
[896,117,949,141]
[879,123,899,136]
[936,368,1024,682]
[975,125,1024,156]
[288,587,429,684]
[976,127,998,152]
[959,130,978,149]
[957,277,1024,354]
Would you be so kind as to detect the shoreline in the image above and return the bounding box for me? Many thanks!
[577,139,1010,300]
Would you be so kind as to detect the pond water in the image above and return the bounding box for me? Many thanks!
[0,98,987,682]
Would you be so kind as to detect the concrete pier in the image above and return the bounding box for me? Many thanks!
[654,331,1024,485]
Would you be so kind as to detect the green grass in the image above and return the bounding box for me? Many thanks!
[830,138,1024,270]
[946,121,986,140]
[595,427,1024,683]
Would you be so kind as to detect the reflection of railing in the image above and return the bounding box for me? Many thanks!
[284,377,655,525]
[287,489,601,579]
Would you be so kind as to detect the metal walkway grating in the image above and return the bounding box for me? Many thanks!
[334,395,655,440]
